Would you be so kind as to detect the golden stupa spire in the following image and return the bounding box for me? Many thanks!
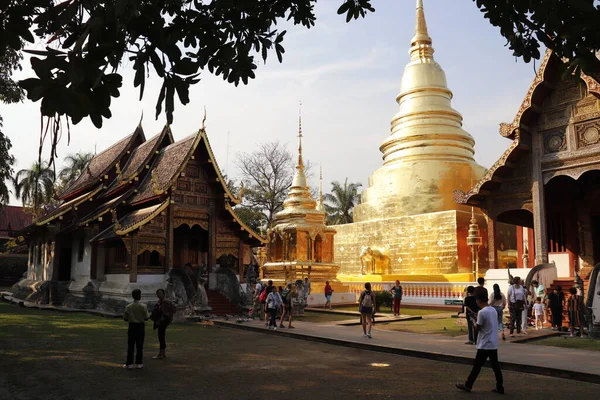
[410,0,434,61]
[316,165,325,212]
[292,101,308,188]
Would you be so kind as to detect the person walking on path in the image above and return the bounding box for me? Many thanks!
[359,282,376,338]
[262,280,274,324]
[507,276,526,337]
[324,281,334,310]
[150,289,175,360]
[463,286,479,345]
[533,297,544,330]
[474,277,488,300]
[252,281,263,320]
[547,286,565,330]
[531,280,547,325]
[488,284,506,341]
[123,289,149,369]
[279,283,295,329]
[391,280,403,317]
[303,277,311,301]
[567,287,585,337]
[266,285,282,330]
[456,292,504,395]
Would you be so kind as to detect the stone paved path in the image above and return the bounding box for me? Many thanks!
[215,316,600,383]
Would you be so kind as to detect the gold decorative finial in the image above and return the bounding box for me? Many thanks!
[202,106,207,130]
[138,110,143,127]
[237,181,245,203]
[316,164,325,212]
[111,209,121,231]
[115,162,123,183]
[410,0,434,61]
[297,101,304,169]
[151,169,161,194]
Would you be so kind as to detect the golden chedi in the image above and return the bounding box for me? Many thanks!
[334,0,488,280]
[262,115,343,293]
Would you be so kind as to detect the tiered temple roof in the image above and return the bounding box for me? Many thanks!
[58,127,144,201]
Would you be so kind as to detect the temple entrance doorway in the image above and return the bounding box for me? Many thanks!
[544,170,600,275]
[56,236,72,281]
[495,210,534,270]
[173,223,208,274]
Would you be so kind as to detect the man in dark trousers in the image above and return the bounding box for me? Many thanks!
[456,292,504,394]
[123,289,150,369]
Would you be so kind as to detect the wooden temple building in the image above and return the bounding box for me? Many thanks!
[14,123,264,308]
[455,51,600,286]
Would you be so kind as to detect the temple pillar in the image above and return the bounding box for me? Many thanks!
[129,234,138,283]
[516,227,524,269]
[485,215,496,269]
[52,241,61,281]
[165,203,174,272]
[531,134,548,264]
[208,199,217,272]
[90,226,99,279]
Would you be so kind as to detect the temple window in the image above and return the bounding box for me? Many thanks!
[307,235,313,261]
[548,213,568,252]
[138,250,163,267]
[115,246,127,263]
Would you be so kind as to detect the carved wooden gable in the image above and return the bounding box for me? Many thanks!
[173,159,211,207]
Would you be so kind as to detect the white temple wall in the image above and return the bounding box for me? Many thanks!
[549,253,571,278]
[70,233,92,281]
[99,273,166,302]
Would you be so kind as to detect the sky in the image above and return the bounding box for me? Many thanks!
[2,0,540,206]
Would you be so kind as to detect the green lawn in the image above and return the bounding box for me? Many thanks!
[529,336,600,351]
[295,311,356,323]
[375,317,468,337]
[333,305,452,316]
[4,302,600,399]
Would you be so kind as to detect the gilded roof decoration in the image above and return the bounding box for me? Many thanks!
[129,128,240,206]
[453,134,522,205]
[499,50,600,140]
[225,203,266,244]
[115,199,169,235]
[104,127,173,197]
[91,199,169,242]
[35,185,104,226]
[77,190,133,227]
[59,127,144,200]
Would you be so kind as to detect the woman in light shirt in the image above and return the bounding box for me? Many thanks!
[488,284,507,341]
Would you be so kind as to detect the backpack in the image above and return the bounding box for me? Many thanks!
[259,287,268,303]
[361,291,373,308]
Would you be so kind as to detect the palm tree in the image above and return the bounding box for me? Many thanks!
[323,178,362,225]
[58,152,94,186]
[14,161,55,218]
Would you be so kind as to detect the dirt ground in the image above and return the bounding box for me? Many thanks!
[1,302,599,400]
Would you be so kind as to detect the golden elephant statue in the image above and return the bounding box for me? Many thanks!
[359,246,392,275]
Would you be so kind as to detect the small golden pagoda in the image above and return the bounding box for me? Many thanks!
[262,113,347,295]
[334,0,488,280]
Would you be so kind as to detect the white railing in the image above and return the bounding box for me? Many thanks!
[346,282,475,306]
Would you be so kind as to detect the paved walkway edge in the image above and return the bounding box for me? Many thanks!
[213,320,600,385]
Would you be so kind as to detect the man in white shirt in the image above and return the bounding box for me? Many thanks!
[456,293,504,394]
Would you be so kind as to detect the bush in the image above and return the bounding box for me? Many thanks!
[374,290,392,311]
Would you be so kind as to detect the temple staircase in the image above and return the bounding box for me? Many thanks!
[206,289,239,316]
[545,278,591,328]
